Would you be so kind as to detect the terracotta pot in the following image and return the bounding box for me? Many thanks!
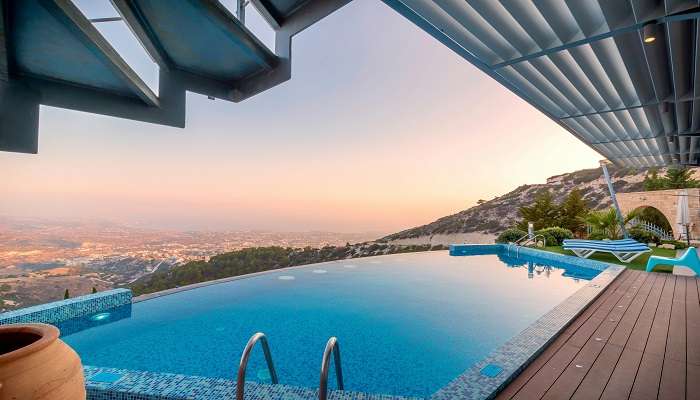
[0,323,85,400]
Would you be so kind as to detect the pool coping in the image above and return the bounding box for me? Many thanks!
[432,244,625,399]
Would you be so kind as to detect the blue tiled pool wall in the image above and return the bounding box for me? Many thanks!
[56,304,133,337]
[0,288,132,326]
[84,366,421,400]
[449,243,611,273]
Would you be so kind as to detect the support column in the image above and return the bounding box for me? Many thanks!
[600,160,628,238]
[0,80,40,154]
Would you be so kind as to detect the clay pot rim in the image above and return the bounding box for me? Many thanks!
[0,323,59,364]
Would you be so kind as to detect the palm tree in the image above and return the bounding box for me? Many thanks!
[582,208,637,239]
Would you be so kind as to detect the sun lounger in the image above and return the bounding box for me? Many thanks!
[563,238,651,263]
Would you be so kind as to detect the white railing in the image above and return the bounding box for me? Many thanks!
[587,218,673,240]
[627,218,673,240]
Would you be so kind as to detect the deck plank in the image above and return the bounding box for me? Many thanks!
[495,269,634,399]
[629,275,676,400]
[497,269,700,400]
[600,274,669,400]
[539,272,649,400]
[570,273,658,400]
[507,270,641,400]
[687,279,700,366]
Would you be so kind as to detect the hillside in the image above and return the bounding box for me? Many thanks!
[130,243,445,295]
[380,165,662,245]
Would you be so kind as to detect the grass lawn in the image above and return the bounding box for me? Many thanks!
[541,245,677,273]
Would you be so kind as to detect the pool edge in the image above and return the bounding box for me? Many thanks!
[431,245,625,400]
[132,252,448,303]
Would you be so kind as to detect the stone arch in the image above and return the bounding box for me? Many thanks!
[616,188,700,240]
[628,205,673,233]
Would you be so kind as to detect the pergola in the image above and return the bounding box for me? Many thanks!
[382,1,700,168]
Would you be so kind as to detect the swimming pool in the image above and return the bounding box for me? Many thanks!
[59,250,603,398]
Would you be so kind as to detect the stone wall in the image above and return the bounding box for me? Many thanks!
[617,188,700,239]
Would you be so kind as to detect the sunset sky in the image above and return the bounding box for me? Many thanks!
[0,0,601,233]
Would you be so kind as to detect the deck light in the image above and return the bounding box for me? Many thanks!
[643,24,657,44]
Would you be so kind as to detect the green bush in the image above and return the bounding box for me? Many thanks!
[496,228,527,244]
[535,227,574,246]
[587,231,608,240]
[628,228,660,245]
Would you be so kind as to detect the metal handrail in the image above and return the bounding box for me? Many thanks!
[521,234,546,248]
[236,332,279,400]
[514,234,546,247]
[511,234,547,257]
[513,233,530,245]
[319,337,344,400]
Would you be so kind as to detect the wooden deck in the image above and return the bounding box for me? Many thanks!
[496,269,700,400]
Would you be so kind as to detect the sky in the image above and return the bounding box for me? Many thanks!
[0,0,601,233]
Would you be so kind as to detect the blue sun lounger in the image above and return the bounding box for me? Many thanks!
[562,239,651,263]
[646,247,700,275]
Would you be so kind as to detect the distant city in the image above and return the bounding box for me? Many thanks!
[0,216,383,311]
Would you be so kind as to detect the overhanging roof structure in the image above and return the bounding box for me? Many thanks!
[0,0,350,153]
[3,0,700,168]
[381,0,700,168]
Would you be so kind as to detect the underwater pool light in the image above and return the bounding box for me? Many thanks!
[90,312,111,321]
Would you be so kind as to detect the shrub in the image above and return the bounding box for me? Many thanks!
[587,231,608,240]
[628,228,660,245]
[535,227,574,246]
[496,228,527,244]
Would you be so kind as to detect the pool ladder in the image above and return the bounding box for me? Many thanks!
[235,333,344,400]
[510,234,547,256]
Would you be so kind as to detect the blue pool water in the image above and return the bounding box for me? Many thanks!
[60,250,600,397]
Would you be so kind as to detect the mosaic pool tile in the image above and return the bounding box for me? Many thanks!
[0,289,132,325]
[84,366,422,400]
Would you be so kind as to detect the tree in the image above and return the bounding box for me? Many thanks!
[583,208,623,239]
[582,208,636,239]
[644,167,699,190]
[558,189,589,235]
[477,199,486,205]
[517,191,560,231]
[92,287,97,294]
[63,289,70,299]
[664,167,699,189]
[643,168,664,190]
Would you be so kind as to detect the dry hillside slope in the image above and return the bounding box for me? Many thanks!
[380,165,686,246]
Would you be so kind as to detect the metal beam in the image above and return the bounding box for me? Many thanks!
[233,0,351,101]
[0,80,39,153]
[88,17,122,23]
[601,160,629,238]
[0,2,8,82]
[47,0,159,106]
[250,0,281,29]
[380,0,612,166]
[491,11,700,70]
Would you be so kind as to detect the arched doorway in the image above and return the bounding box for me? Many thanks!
[628,206,674,239]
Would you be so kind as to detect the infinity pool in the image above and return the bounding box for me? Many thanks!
[60,250,601,397]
